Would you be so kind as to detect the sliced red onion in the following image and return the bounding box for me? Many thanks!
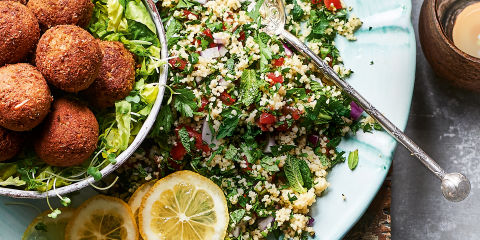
[307,217,315,227]
[232,226,240,238]
[307,135,320,147]
[202,118,213,145]
[264,135,276,153]
[201,47,220,59]
[218,45,227,57]
[258,216,275,230]
[350,101,363,120]
[214,36,228,45]
[283,43,293,56]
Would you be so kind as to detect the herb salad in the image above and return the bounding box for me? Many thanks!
[109,0,379,239]
[0,0,163,197]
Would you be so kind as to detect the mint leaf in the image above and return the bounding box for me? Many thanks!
[216,113,240,140]
[230,209,246,224]
[87,167,102,181]
[247,0,265,22]
[291,0,304,21]
[261,156,279,172]
[241,143,255,163]
[178,127,191,153]
[156,106,173,132]
[225,145,239,160]
[255,33,273,72]
[298,159,312,189]
[348,149,359,170]
[174,88,198,117]
[166,18,182,39]
[240,69,261,106]
[284,155,306,193]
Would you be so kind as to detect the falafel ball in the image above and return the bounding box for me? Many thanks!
[0,127,23,162]
[34,98,99,167]
[0,0,27,4]
[35,25,102,93]
[0,63,52,131]
[27,0,93,29]
[84,40,136,108]
[0,1,40,66]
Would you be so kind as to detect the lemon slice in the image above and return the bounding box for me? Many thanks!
[65,195,138,240]
[23,208,75,240]
[129,181,155,240]
[129,181,156,218]
[139,170,228,240]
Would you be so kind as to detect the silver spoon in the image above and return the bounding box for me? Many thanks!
[260,0,470,202]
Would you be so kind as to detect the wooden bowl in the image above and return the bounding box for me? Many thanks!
[419,0,480,91]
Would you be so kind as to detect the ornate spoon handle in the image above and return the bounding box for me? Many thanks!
[280,29,470,202]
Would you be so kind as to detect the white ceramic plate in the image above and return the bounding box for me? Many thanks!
[0,0,416,239]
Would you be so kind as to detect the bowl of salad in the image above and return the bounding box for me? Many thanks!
[0,0,168,198]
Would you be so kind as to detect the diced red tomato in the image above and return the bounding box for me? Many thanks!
[272,57,285,67]
[219,92,236,106]
[283,106,302,120]
[259,113,276,124]
[267,72,284,85]
[239,31,246,41]
[170,143,187,161]
[198,97,209,112]
[311,0,322,5]
[209,42,217,48]
[168,57,187,70]
[258,112,276,131]
[324,0,343,10]
[175,126,211,154]
[183,10,199,18]
[276,123,290,132]
[203,29,213,39]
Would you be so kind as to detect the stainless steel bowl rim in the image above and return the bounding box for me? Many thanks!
[0,0,169,199]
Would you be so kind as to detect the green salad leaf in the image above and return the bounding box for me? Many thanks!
[0,176,25,187]
[125,0,156,33]
[115,101,132,151]
[107,0,128,32]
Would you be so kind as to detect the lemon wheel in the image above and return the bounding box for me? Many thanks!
[23,208,75,240]
[139,170,228,240]
[65,195,138,240]
[128,181,156,219]
[129,181,156,240]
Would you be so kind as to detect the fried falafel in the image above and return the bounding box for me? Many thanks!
[0,127,23,162]
[84,40,136,108]
[34,98,99,167]
[0,63,52,131]
[35,25,102,93]
[27,0,93,29]
[0,1,40,66]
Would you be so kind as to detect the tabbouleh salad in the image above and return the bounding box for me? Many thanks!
[106,0,380,239]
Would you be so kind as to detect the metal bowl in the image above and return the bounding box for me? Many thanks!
[0,0,168,198]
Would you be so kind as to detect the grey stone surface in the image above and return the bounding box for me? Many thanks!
[391,0,480,239]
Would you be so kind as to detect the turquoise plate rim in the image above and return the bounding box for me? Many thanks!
[0,0,416,239]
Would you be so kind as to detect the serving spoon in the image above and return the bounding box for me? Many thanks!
[260,0,471,202]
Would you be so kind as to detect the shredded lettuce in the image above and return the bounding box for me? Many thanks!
[107,0,128,32]
[125,0,156,33]
[115,101,132,151]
